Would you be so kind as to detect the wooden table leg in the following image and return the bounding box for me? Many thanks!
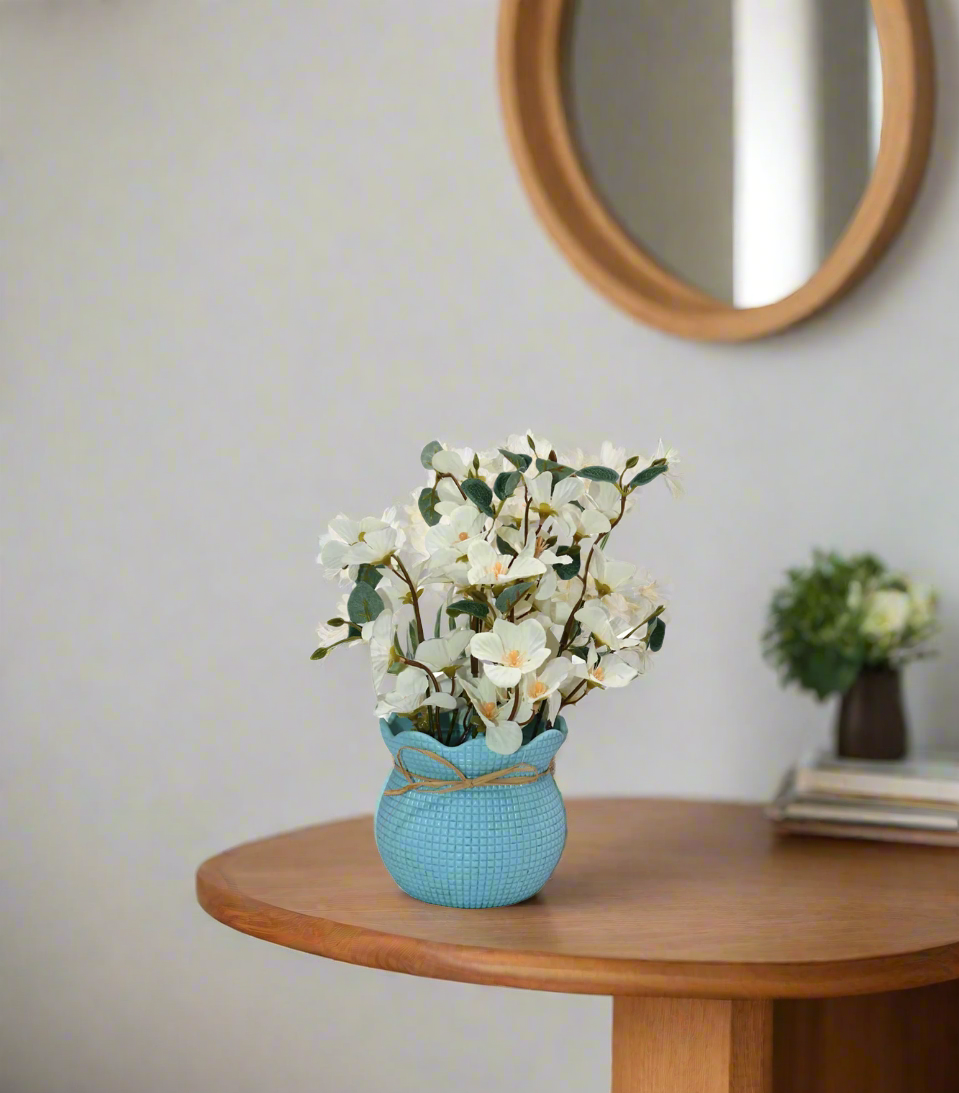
[773,981,959,1093]
[612,997,773,1093]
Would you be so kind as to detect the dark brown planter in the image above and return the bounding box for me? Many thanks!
[836,667,908,760]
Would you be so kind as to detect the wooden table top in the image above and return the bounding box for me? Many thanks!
[196,797,959,999]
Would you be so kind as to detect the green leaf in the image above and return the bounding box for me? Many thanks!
[462,477,494,516]
[417,486,442,526]
[408,619,419,655]
[799,649,862,700]
[495,580,536,614]
[347,624,362,639]
[355,563,382,588]
[434,604,443,639]
[577,465,620,484]
[347,582,385,625]
[536,457,575,482]
[568,644,590,660]
[310,647,329,660]
[628,462,667,490]
[648,617,666,652]
[420,440,443,469]
[495,534,517,558]
[499,448,532,472]
[553,545,581,581]
[448,600,490,620]
[387,659,406,676]
[494,470,521,501]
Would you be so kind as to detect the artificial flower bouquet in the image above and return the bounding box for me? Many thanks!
[313,433,679,754]
[311,432,679,908]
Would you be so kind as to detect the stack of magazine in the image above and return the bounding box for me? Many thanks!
[768,751,959,846]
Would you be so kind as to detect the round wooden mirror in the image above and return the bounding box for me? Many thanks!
[498,0,934,342]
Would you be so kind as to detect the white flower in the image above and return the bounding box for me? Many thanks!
[588,549,637,603]
[537,575,580,626]
[598,441,628,473]
[574,601,627,650]
[572,648,637,689]
[318,513,393,576]
[522,658,573,722]
[466,538,546,586]
[469,618,550,687]
[570,506,611,540]
[588,481,624,521]
[400,490,431,555]
[374,667,457,719]
[633,571,666,610]
[533,567,558,604]
[413,629,473,675]
[528,473,585,534]
[505,431,553,465]
[317,509,407,575]
[343,526,403,567]
[861,589,911,641]
[371,570,408,614]
[368,611,398,688]
[425,505,487,564]
[907,582,936,630]
[316,592,353,646]
[431,449,469,478]
[619,644,653,675]
[460,674,525,754]
[316,618,350,647]
[639,441,683,497]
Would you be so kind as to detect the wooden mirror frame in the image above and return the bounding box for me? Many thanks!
[498,0,935,342]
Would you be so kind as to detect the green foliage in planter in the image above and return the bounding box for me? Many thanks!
[763,550,937,700]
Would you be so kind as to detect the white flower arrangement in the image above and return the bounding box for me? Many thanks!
[764,550,938,699]
[313,433,679,754]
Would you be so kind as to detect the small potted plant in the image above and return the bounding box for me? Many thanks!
[763,551,937,760]
[313,432,679,908]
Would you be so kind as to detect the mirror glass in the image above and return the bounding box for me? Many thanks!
[564,0,883,307]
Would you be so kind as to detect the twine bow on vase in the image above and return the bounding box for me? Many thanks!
[382,746,555,797]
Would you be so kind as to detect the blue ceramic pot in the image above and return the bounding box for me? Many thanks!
[374,715,568,908]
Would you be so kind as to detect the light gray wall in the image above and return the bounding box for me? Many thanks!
[567,0,735,300]
[819,0,875,259]
[3,2,958,1092]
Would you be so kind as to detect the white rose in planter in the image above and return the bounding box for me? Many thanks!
[861,589,911,642]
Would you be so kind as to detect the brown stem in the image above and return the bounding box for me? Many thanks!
[393,556,425,641]
[557,543,598,653]
[622,604,665,641]
[470,616,480,677]
[399,656,442,692]
[560,679,587,709]
[436,471,467,500]
[509,683,523,720]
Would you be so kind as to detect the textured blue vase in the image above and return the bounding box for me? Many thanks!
[374,716,568,908]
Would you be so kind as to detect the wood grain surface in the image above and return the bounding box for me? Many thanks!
[612,998,772,1093]
[196,798,959,999]
[773,981,959,1092]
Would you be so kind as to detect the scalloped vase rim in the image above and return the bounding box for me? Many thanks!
[379,714,568,757]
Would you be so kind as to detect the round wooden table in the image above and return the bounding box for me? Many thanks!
[197,798,959,1092]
